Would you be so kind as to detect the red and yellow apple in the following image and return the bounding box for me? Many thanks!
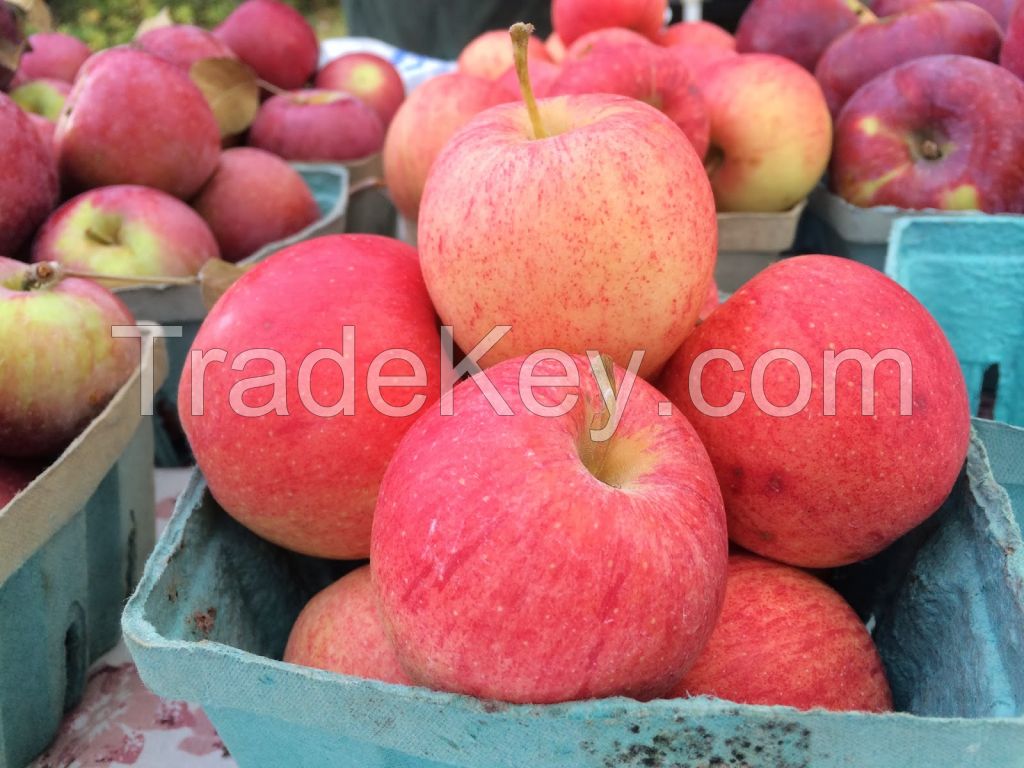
[0,93,58,256]
[136,24,237,71]
[664,43,738,79]
[284,566,411,685]
[12,32,90,86]
[33,185,220,280]
[672,554,893,712]
[546,32,567,62]
[564,26,655,60]
[371,354,728,704]
[494,59,562,102]
[701,53,832,211]
[659,255,971,568]
[11,78,69,121]
[457,28,551,80]
[1001,0,1024,80]
[214,0,318,90]
[552,0,668,46]
[315,53,405,127]
[192,147,320,263]
[659,21,735,50]
[831,55,1024,212]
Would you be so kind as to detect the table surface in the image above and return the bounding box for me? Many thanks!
[30,469,238,768]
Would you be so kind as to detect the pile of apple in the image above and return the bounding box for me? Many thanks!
[0,0,412,501]
[736,0,1024,212]
[175,6,973,714]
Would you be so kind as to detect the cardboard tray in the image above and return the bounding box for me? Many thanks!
[122,419,1024,768]
[0,331,168,768]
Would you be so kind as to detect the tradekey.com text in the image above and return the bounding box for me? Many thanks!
[119,324,915,434]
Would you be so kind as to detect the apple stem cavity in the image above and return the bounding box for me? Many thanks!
[85,212,123,246]
[920,139,942,161]
[510,22,548,140]
[579,353,620,488]
[19,262,63,292]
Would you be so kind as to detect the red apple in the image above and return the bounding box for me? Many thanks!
[32,185,219,280]
[832,55,1024,212]
[664,43,739,78]
[550,44,710,158]
[736,0,874,71]
[701,54,832,212]
[56,49,220,199]
[672,554,893,712]
[179,235,441,560]
[12,32,90,86]
[192,148,320,263]
[457,28,551,80]
[419,87,716,379]
[0,93,58,256]
[315,53,405,127]
[1002,0,1024,80]
[699,278,719,321]
[136,24,237,72]
[659,21,735,49]
[0,257,138,459]
[284,566,411,685]
[28,113,56,151]
[248,89,385,163]
[871,0,932,14]
[371,353,728,704]
[966,0,1015,28]
[494,59,562,102]
[383,72,503,222]
[11,78,69,121]
[552,0,668,46]
[0,459,45,507]
[564,26,655,61]
[659,255,970,568]
[815,2,1002,116]
[546,32,568,62]
[214,0,318,90]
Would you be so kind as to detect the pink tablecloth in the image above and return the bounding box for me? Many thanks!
[31,470,238,768]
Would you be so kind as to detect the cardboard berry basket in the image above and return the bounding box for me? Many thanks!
[0,330,167,768]
[886,216,1024,428]
[112,164,350,467]
[122,417,1024,768]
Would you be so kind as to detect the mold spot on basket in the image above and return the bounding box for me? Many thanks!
[190,607,218,637]
[480,699,511,714]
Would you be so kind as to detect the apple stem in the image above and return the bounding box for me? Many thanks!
[256,78,287,97]
[20,262,62,291]
[59,264,199,286]
[510,22,547,140]
[579,353,619,486]
[920,139,942,161]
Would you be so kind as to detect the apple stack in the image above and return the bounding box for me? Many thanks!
[736,0,1024,214]
[175,8,973,718]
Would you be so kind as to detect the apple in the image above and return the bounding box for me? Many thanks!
[457,28,552,80]
[315,53,406,127]
[136,24,237,72]
[832,55,1024,212]
[736,0,874,71]
[28,113,56,151]
[546,32,568,62]
[699,278,719,321]
[494,59,562,102]
[664,43,739,79]
[1002,0,1024,80]
[671,554,893,712]
[383,72,503,222]
[550,44,711,158]
[11,78,70,121]
[701,54,832,212]
[0,257,138,459]
[284,566,411,685]
[248,89,385,163]
[0,459,45,507]
[418,26,715,380]
[0,93,58,257]
[659,255,970,568]
[966,0,1015,28]
[12,32,90,86]
[659,21,735,49]
[56,49,220,199]
[192,147,320,263]
[815,2,1003,116]
[552,0,668,46]
[214,0,318,90]
[371,353,729,704]
[871,0,931,15]
[179,235,441,560]
[32,185,219,281]
[564,26,655,61]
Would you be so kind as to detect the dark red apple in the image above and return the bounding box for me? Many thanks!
[214,0,318,90]
[0,92,58,256]
[815,2,1003,115]
[871,0,931,14]
[248,89,385,163]
[1002,0,1024,80]
[136,24,237,71]
[736,0,874,71]
[832,55,1024,212]
[12,32,90,86]
[315,53,405,127]
[550,44,710,158]
[0,459,45,507]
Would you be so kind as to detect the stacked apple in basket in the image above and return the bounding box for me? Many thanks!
[178,3,972,715]
[0,0,411,491]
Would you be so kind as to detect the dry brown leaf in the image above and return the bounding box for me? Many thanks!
[189,57,260,137]
[0,36,24,89]
[199,258,252,310]
[6,0,51,32]
[135,7,174,38]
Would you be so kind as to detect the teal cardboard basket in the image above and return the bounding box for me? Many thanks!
[122,419,1024,768]
[116,164,351,468]
[0,334,166,768]
[886,216,1024,427]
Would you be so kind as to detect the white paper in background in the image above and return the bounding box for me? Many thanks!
[319,37,457,92]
